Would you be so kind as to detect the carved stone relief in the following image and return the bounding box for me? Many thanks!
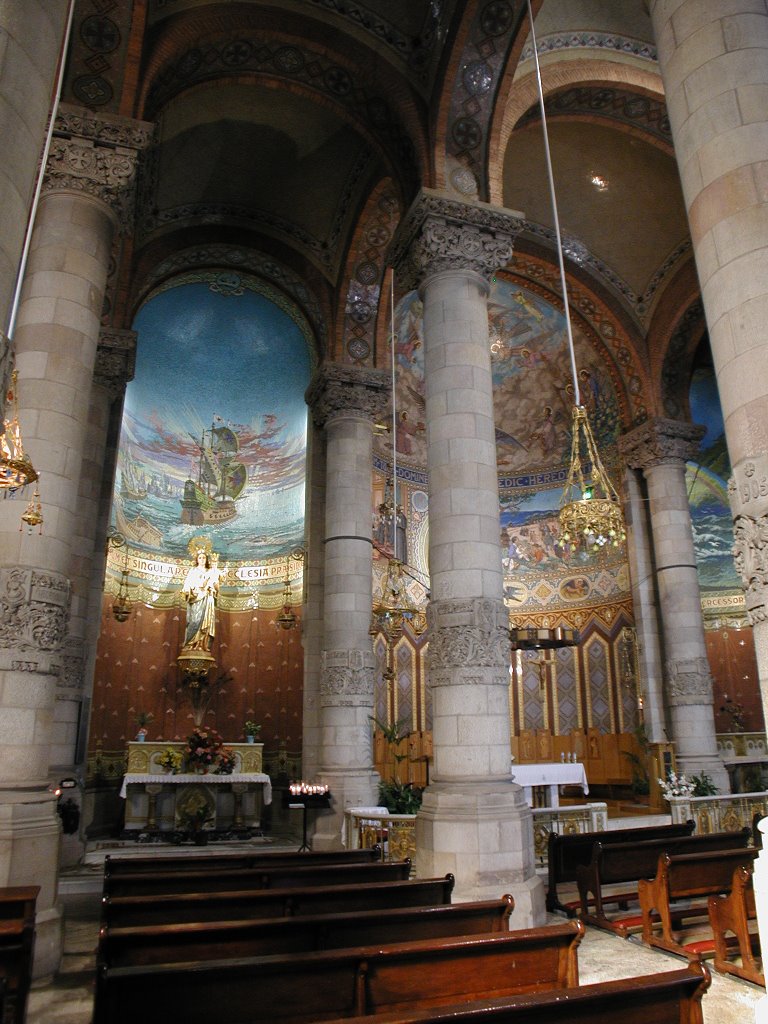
[320,647,375,706]
[427,597,510,675]
[94,329,137,398]
[666,656,714,705]
[0,568,70,655]
[619,417,705,471]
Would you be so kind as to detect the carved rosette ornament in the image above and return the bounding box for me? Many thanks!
[0,568,70,665]
[389,188,523,291]
[619,417,705,471]
[320,648,376,707]
[666,657,714,706]
[427,597,510,687]
[94,329,137,399]
[729,454,768,624]
[305,363,388,430]
[43,103,154,224]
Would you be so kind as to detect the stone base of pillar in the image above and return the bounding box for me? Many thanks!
[675,753,731,796]
[415,781,545,928]
[308,769,380,852]
[0,790,63,977]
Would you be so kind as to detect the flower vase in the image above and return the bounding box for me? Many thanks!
[246,735,255,744]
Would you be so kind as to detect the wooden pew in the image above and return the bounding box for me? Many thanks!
[639,846,759,957]
[103,847,381,880]
[546,820,695,915]
[102,857,411,897]
[97,896,515,969]
[0,886,39,1024]
[314,960,711,1024]
[576,828,751,934]
[93,920,585,1024]
[101,873,456,928]
[708,864,763,986]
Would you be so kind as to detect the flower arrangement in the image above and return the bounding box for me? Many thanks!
[184,727,224,773]
[215,748,237,775]
[657,770,695,800]
[244,720,261,738]
[158,748,183,774]
[720,695,747,732]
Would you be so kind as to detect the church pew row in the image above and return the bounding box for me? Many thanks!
[101,874,456,928]
[639,847,759,958]
[0,886,39,1024]
[708,865,764,986]
[546,820,695,915]
[575,828,752,934]
[102,857,411,898]
[97,896,515,969]
[315,961,710,1024]
[92,921,585,1024]
[102,847,381,880]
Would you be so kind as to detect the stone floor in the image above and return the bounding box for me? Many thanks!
[25,841,765,1024]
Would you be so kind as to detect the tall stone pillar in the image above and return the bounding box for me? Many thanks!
[623,468,667,743]
[305,364,388,847]
[649,1,768,720]
[0,1,70,392]
[391,190,543,925]
[0,106,149,975]
[620,418,728,791]
[301,418,326,782]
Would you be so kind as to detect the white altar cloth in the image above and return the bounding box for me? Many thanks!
[120,772,273,804]
[511,762,588,808]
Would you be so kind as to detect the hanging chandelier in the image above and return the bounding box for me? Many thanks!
[0,370,39,494]
[109,534,132,622]
[526,0,625,555]
[276,554,301,630]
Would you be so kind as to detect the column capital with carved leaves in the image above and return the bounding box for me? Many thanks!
[94,328,137,401]
[389,188,523,292]
[305,362,388,430]
[43,103,154,226]
[619,416,705,471]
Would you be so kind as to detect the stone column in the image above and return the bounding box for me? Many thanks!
[0,106,149,976]
[623,467,667,744]
[649,1,768,722]
[301,418,326,782]
[0,1,70,393]
[620,418,728,791]
[305,364,388,848]
[391,190,544,925]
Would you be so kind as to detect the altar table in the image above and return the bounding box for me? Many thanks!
[511,762,588,808]
[120,773,272,832]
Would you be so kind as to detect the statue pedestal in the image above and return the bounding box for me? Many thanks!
[177,648,215,679]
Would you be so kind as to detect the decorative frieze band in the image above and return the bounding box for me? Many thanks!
[665,656,714,706]
[427,597,510,676]
[57,635,85,695]
[389,188,523,291]
[320,647,376,706]
[94,329,137,398]
[44,104,154,223]
[619,417,705,470]
[305,363,388,429]
[0,567,70,655]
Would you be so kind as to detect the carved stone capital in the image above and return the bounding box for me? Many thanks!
[619,417,705,471]
[665,656,714,706]
[427,597,510,678]
[731,511,768,625]
[94,329,137,399]
[43,104,154,225]
[320,647,375,707]
[389,188,523,291]
[0,567,70,656]
[305,363,388,429]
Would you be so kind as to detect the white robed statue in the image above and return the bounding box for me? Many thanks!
[181,541,222,652]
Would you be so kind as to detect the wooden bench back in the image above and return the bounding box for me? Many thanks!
[103,857,411,897]
[663,847,758,899]
[101,874,455,928]
[548,820,693,886]
[97,896,515,969]
[93,921,584,1024]
[591,828,751,885]
[312,961,710,1024]
[0,886,39,1024]
[103,847,381,878]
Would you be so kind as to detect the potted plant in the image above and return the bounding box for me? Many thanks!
[244,720,261,744]
[134,711,154,741]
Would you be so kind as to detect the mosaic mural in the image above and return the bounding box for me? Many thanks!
[112,274,311,565]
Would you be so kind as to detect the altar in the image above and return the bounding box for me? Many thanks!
[121,741,271,833]
[511,761,589,808]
